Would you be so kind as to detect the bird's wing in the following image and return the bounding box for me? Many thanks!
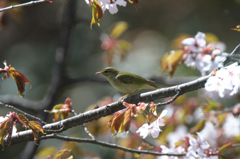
[116,73,148,84]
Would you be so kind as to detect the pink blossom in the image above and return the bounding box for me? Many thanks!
[137,102,147,113]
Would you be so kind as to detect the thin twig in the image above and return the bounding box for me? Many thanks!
[232,144,240,148]
[0,102,47,125]
[156,87,182,106]
[221,43,240,67]
[72,109,95,140]
[0,0,52,13]
[39,134,186,157]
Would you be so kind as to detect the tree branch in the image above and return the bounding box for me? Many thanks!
[0,102,46,124]
[0,75,199,111]
[38,134,186,157]
[221,43,240,67]
[16,0,77,158]
[0,0,52,13]
[4,73,211,147]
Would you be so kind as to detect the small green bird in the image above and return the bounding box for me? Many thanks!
[96,67,159,102]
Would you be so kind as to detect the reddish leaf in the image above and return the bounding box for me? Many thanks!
[53,114,60,122]
[28,121,45,145]
[159,50,184,78]
[29,121,45,134]
[90,0,103,28]
[61,112,70,120]
[31,128,39,145]
[108,110,123,124]
[146,113,152,123]
[9,68,31,98]
[123,109,131,132]
[110,111,125,135]
[17,113,29,127]
[0,118,13,150]
[44,99,73,122]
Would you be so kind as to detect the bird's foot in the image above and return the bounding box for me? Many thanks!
[117,94,130,106]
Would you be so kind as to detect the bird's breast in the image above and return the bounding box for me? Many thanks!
[108,78,142,93]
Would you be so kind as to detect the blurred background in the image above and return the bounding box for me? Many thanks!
[0,0,239,158]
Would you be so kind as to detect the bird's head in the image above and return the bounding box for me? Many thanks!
[96,67,119,78]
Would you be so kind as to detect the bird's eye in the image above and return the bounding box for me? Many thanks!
[104,71,109,73]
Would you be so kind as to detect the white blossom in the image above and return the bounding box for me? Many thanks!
[102,0,127,14]
[85,0,127,14]
[225,63,240,96]
[136,122,161,139]
[156,110,167,127]
[205,69,233,98]
[167,125,188,148]
[136,110,167,139]
[223,114,240,137]
[200,122,218,147]
[187,133,210,159]
[182,32,206,53]
[205,63,240,97]
[157,145,181,159]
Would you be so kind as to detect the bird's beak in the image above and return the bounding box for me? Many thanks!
[95,72,102,75]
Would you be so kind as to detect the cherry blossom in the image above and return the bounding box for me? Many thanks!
[136,110,167,139]
[200,122,218,147]
[85,0,127,14]
[156,110,168,127]
[182,32,206,53]
[195,54,212,76]
[167,125,188,148]
[181,32,227,76]
[187,132,210,158]
[137,102,147,113]
[223,114,240,137]
[205,69,233,98]
[205,63,240,97]
[157,145,183,159]
[136,122,161,139]
[102,0,127,14]
[225,62,240,96]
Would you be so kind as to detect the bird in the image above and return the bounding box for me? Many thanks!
[96,67,159,103]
